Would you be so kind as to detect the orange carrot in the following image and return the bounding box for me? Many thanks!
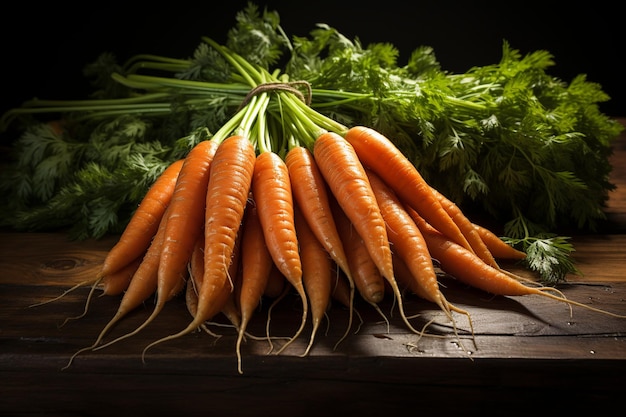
[331,194,385,305]
[156,140,219,311]
[366,169,471,341]
[100,256,143,296]
[285,145,351,281]
[343,125,473,253]
[185,277,200,322]
[264,263,287,299]
[429,186,498,268]
[94,139,220,348]
[473,223,527,260]
[32,253,144,316]
[294,202,333,356]
[314,131,419,334]
[63,204,171,368]
[194,135,255,330]
[46,159,183,315]
[142,135,256,358]
[98,158,184,279]
[188,234,204,293]
[286,144,355,349]
[186,254,221,340]
[220,230,243,332]
[190,226,242,332]
[251,150,307,355]
[410,209,626,319]
[99,207,170,334]
[392,252,419,295]
[314,131,392,280]
[236,198,274,373]
[366,169,438,303]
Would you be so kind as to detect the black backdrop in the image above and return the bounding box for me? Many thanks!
[2,0,623,119]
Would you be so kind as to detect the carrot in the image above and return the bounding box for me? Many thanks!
[429,186,498,268]
[98,158,184,279]
[286,144,355,350]
[410,209,626,319]
[236,198,274,373]
[186,234,222,340]
[63,204,171,369]
[294,201,333,356]
[186,283,220,340]
[473,223,527,260]
[101,256,143,296]
[52,255,145,327]
[189,231,246,343]
[92,139,220,349]
[332,199,390,330]
[366,169,473,342]
[330,194,385,305]
[343,125,473,253]
[190,226,242,333]
[285,145,352,284]
[314,131,419,334]
[99,208,171,332]
[155,140,219,310]
[185,277,200,322]
[365,168,438,304]
[264,263,287,299]
[34,159,183,313]
[314,131,392,280]
[30,254,142,317]
[220,233,243,332]
[142,134,256,358]
[251,150,307,355]
[392,252,419,295]
[324,155,389,330]
[188,234,204,295]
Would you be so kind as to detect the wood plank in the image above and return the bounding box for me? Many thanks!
[2,358,622,416]
[1,281,624,416]
[569,234,626,281]
[2,232,626,287]
[0,232,117,286]
[2,276,625,361]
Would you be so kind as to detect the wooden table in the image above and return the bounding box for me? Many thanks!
[2,121,625,416]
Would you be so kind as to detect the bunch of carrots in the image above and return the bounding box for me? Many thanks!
[55,37,625,374]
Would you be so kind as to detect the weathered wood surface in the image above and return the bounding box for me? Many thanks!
[1,120,625,416]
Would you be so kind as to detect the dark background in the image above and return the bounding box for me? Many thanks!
[2,0,623,120]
